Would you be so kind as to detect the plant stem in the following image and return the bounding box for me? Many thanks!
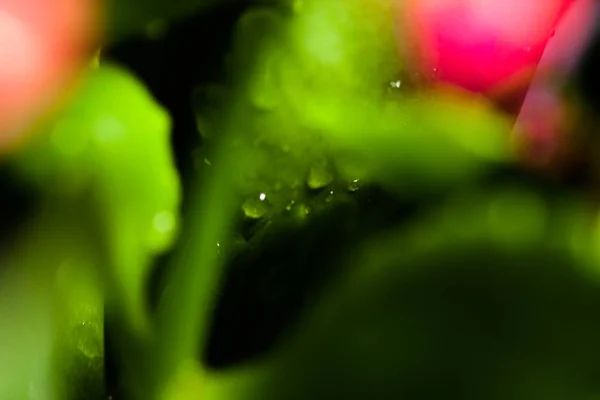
[148,123,243,399]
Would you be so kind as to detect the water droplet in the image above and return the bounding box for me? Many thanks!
[243,195,270,219]
[325,190,334,203]
[389,80,402,89]
[192,150,211,171]
[293,203,311,219]
[348,179,361,192]
[286,200,295,211]
[525,46,532,52]
[307,163,333,189]
[153,211,176,234]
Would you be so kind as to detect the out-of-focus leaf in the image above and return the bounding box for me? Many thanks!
[12,64,181,335]
[321,89,513,196]
[53,247,104,400]
[203,187,600,400]
[0,200,104,400]
[0,268,55,399]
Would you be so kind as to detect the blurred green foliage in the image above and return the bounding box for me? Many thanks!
[13,64,180,335]
[3,63,180,398]
[0,198,104,399]
[1,0,599,399]
[202,188,600,400]
[161,0,600,398]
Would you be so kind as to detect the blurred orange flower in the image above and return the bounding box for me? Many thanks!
[0,0,99,152]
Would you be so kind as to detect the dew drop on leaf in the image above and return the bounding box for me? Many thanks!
[325,190,334,203]
[348,179,361,192]
[243,195,270,219]
[307,163,333,190]
[286,200,295,212]
[294,204,311,219]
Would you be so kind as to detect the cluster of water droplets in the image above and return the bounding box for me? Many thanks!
[193,81,366,222]
[190,0,409,231]
[193,83,368,224]
[236,151,364,222]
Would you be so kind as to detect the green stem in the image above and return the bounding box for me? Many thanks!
[149,129,243,398]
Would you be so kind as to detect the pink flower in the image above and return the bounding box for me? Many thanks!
[398,0,590,109]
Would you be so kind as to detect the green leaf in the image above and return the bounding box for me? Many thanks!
[12,64,181,335]
[205,187,600,400]
[0,200,104,399]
